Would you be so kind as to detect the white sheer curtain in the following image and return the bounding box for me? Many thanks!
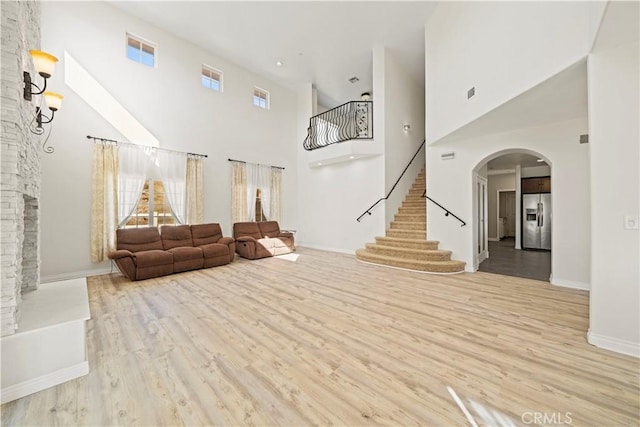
[246,163,258,221]
[258,164,271,220]
[246,163,271,221]
[157,150,187,224]
[117,144,152,228]
[270,167,282,222]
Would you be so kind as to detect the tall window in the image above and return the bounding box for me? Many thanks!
[255,188,267,221]
[124,180,174,228]
[126,34,156,67]
[201,65,222,92]
[253,87,269,109]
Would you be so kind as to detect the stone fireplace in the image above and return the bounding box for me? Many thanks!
[1,0,42,337]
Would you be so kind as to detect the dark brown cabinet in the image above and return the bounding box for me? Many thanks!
[522,177,551,194]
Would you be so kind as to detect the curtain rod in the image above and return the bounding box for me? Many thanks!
[228,158,285,170]
[86,135,208,158]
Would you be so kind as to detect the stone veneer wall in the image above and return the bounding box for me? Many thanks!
[1,0,42,336]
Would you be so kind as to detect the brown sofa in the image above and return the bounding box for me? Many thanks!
[233,221,295,260]
[108,223,235,281]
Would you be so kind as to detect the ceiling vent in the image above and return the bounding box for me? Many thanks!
[348,76,359,84]
[441,152,455,160]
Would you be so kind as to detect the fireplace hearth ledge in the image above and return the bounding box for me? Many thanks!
[0,278,90,404]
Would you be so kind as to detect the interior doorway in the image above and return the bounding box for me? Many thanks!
[498,190,516,240]
[473,150,552,282]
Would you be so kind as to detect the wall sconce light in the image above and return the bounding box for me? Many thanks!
[360,92,371,101]
[23,50,63,152]
[403,124,411,132]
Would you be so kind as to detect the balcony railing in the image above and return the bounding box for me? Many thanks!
[303,101,373,151]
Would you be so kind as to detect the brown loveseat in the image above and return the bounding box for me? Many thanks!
[233,221,295,260]
[108,223,235,281]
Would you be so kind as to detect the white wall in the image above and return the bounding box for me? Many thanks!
[294,48,386,253]
[382,50,426,224]
[39,2,298,280]
[521,165,551,178]
[588,31,639,355]
[426,119,591,290]
[487,173,515,239]
[425,1,592,144]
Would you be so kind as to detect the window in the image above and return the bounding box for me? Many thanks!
[124,180,174,228]
[126,34,156,67]
[201,65,222,92]
[255,188,267,222]
[253,87,269,109]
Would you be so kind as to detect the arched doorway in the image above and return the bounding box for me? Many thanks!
[472,149,552,281]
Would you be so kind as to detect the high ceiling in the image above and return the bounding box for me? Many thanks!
[110,1,438,108]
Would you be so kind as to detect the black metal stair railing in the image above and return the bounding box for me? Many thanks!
[421,191,466,227]
[303,101,373,151]
[356,140,425,222]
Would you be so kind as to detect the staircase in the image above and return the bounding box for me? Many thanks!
[355,168,466,274]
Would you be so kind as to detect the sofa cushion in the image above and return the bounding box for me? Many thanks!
[191,223,223,246]
[167,246,203,262]
[233,222,262,240]
[258,237,293,256]
[257,221,281,238]
[133,250,173,268]
[161,225,194,250]
[117,228,163,253]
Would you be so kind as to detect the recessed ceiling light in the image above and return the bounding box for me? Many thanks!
[349,156,355,159]
[317,162,322,166]
[276,61,283,67]
[537,158,545,162]
[348,76,359,84]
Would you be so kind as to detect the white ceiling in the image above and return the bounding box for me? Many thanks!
[487,153,546,171]
[110,1,438,108]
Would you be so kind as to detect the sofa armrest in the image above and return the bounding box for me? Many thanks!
[219,236,235,245]
[277,232,294,239]
[108,249,133,260]
[236,236,257,243]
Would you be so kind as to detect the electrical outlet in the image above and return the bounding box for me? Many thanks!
[624,215,639,230]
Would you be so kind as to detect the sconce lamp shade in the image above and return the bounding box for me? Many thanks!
[43,91,63,111]
[30,50,58,79]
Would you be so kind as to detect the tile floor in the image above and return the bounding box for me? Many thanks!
[478,237,551,282]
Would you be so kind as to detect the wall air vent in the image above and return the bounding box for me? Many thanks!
[441,152,455,160]
[580,134,589,144]
[348,76,359,84]
[467,86,475,99]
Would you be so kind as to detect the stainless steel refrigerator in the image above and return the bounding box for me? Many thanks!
[522,193,551,250]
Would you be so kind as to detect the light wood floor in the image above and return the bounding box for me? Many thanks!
[2,248,638,426]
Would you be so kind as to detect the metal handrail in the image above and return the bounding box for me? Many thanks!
[356,140,425,222]
[421,192,466,227]
[303,101,373,151]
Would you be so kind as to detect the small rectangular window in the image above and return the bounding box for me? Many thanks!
[253,87,269,109]
[126,33,156,68]
[201,65,222,92]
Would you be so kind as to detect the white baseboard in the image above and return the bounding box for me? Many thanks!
[297,244,355,255]
[41,267,113,283]
[550,277,590,291]
[1,362,89,404]
[588,331,640,358]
